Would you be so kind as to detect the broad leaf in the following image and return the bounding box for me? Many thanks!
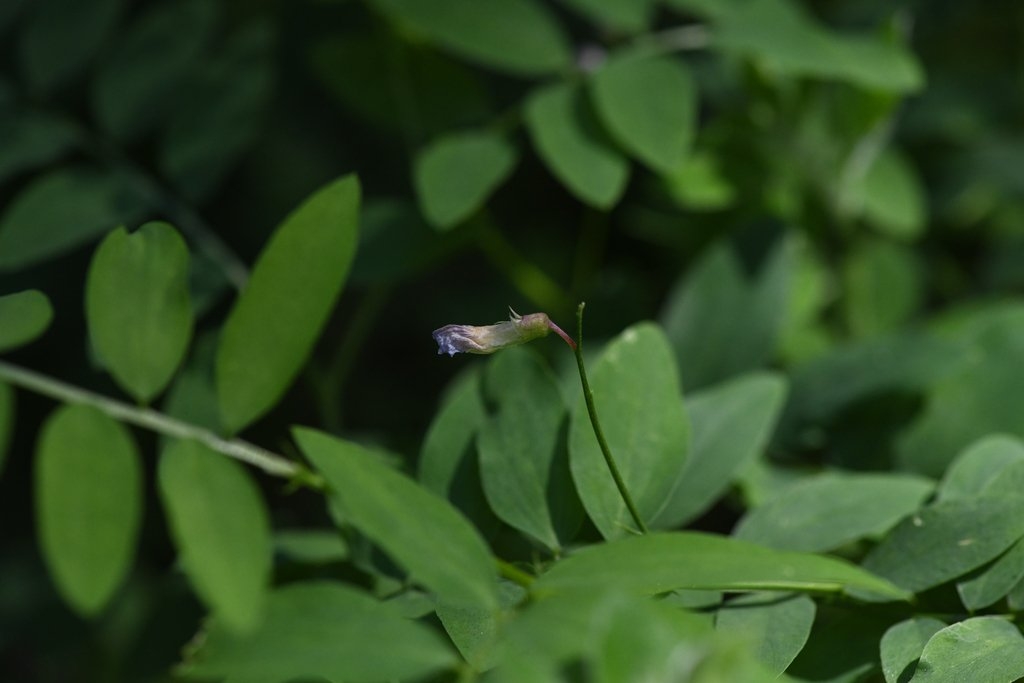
[436,582,525,671]
[842,239,923,338]
[0,290,53,352]
[956,537,1024,611]
[911,617,1024,683]
[733,472,934,553]
[535,532,909,601]
[863,497,1024,593]
[880,618,946,683]
[715,592,816,676]
[368,0,571,76]
[0,166,151,272]
[158,440,271,633]
[936,435,1024,502]
[569,323,689,538]
[295,428,500,608]
[413,131,517,229]
[179,582,456,683]
[524,81,630,209]
[216,174,359,434]
[86,223,193,403]
[478,349,580,550]
[652,372,787,528]
[35,405,142,616]
[590,52,696,174]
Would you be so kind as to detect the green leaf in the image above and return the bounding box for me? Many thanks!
[937,435,1024,503]
[478,349,581,550]
[158,440,271,633]
[0,289,53,352]
[850,151,927,240]
[413,131,518,229]
[0,108,79,183]
[17,0,125,94]
[295,428,500,608]
[86,223,193,404]
[368,0,571,76]
[216,174,360,434]
[180,582,457,683]
[661,240,791,390]
[558,0,655,33]
[662,151,737,211]
[590,52,697,174]
[535,532,909,601]
[715,592,816,676]
[524,82,631,209]
[880,617,947,683]
[35,405,142,616]
[911,617,1024,683]
[569,323,689,539]
[273,529,348,565]
[92,0,217,140]
[436,582,525,671]
[733,472,934,553]
[785,605,891,682]
[0,382,12,476]
[863,497,1024,593]
[0,166,152,272]
[652,372,788,529]
[957,537,1024,611]
[843,239,923,338]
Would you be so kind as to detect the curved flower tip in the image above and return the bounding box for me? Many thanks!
[433,310,576,356]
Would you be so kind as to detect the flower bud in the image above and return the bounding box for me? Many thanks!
[433,309,575,356]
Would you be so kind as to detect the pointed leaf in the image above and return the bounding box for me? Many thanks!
[86,223,193,403]
[911,617,1024,683]
[180,582,456,683]
[478,348,581,550]
[216,175,360,434]
[863,497,1024,593]
[733,472,934,553]
[158,440,271,632]
[590,53,696,174]
[524,82,630,209]
[35,405,142,616]
[368,0,571,76]
[0,289,53,352]
[653,372,787,528]
[880,617,946,683]
[535,532,909,601]
[569,323,689,538]
[414,131,517,229]
[295,427,500,608]
[715,592,816,676]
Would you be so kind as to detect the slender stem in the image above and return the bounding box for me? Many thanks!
[0,360,313,482]
[496,558,535,588]
[573,303,648,534]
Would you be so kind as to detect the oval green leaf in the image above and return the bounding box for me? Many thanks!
[733,472,935,553]
[911,617,1024,683]
[295,427,500,609]
[35,405,142,616]
[368,0,571,76]
[86,223,193,403]
[715,592,816,676]
[413,131,518,229]
[937,435,1024,503]
[179,582,457,683]
[957,536,1024,611]
[216,174,360,434]
[158,439,271,633]
[0,166,152,272]
[652,372,787,529]
[880,617,946,683]
[569,323,689,539]
[535,532,909,601]
[0,289,53,352]
[524,82,630,209]
[590,52,696,174]
[478,348,581,551]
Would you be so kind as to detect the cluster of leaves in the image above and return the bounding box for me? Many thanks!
[3,0,1024,681]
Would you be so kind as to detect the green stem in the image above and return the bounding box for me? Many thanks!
[573,303,648,534]
[496,558,535,588]
[0,360,314,483]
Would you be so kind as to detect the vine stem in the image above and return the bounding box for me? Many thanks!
[496,559,535,589]
[572,303,648,534]
[0,360,313,483]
